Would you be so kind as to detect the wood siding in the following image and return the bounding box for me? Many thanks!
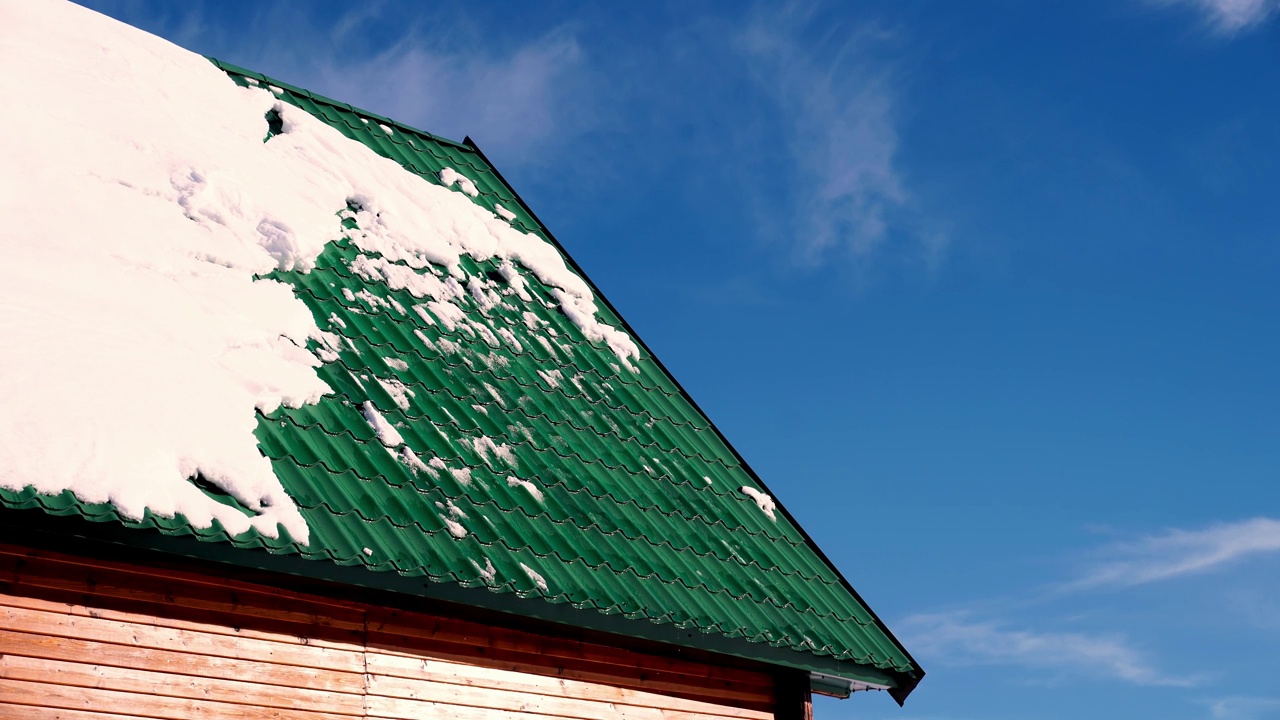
[0,543,783,720]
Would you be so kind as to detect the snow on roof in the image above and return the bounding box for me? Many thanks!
[740,486,778,521]
[0,0,640,544]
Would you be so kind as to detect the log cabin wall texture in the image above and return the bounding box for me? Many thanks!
[0,543,786,719]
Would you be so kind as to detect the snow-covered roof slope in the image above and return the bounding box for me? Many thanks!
[0,0,922,700]
[0,0,636,544]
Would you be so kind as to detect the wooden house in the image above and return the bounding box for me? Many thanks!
[0,3,923,718]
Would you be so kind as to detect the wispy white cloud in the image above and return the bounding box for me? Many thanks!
[1070,518,1280,589]
[901,613,1197,687]
[735,4,938,268]
[1148,0,1279,35]
[299,27,590,168]
[90,2,596,170]
[1208,696,1280,720]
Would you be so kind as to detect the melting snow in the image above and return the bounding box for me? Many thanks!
[484,383,506,408]
[740,486,777,521]
[496,327,523,353]
[439,167,479,197]
[470,557,497,583]
[507,476,544,503]
[520,562,549,592]
[361,402,404,447]
[493,203,516,222]
[441,515,467,538]
[399,447,432,476]
[382,357,409,371]
[435,500,467,519]
[537,369,562,389]
[473,436,517,468]
[377,377,414,411]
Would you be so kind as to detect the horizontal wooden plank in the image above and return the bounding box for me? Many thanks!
[0,601,366,674]
[0,628,365,695]
[366,671,765,720]
[365,653,771,720]
[366,693,744,720]
[0,589,365,653]
[366,630,772,708]
[369,609,773,689]
[0,654,365,716]
[0,702,149,720]
[0,544,364,618]
[0,551,366,634]
[0,678,336,720]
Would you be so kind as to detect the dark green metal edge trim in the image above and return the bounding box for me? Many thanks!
[461,136,924,704]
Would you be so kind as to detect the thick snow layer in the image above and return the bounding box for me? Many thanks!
[0,0,641,542]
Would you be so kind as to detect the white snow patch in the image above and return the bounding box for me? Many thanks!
[377,377,414,411]
[399,447,433,476]
[484,383,506,408]
[470,557,497,583]
[537,369,563,389]
[740,486,777,521]
[413,330,437,353]
[471,404,489,416]
[704,476,713,485]
[412,306,437,326]
[499,261,533,302]
[382,356,409,371]
[522,311,543,330]
[496,327,523,353]
[435,500,467,519]
[493,203,516,222]
[467,277,501,310]
[473,436,517,468]
[0,0,640,544]
[327,313,346,328]
[507,476,544,503]
[439,167,480,197]
[470,321,501,348]
[362,547,373,556]
[449,466,474,486]
[425,300,467,331]
[441,515,467,538]
[520,562,549,592]
[361,402,404,447]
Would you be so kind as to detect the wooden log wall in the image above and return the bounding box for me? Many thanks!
[0,543,785,720]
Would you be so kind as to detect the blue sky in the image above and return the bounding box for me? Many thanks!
[77,1,1280,717]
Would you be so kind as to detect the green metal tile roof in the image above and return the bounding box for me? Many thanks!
[0,58,922,701]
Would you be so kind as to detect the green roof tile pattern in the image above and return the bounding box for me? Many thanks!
[0,58,922,699]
